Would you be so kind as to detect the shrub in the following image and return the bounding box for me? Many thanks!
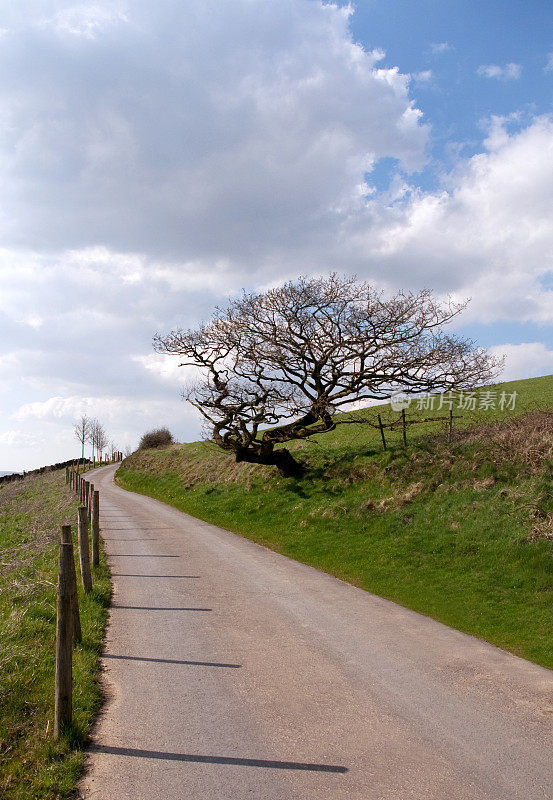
[138,427,174,450]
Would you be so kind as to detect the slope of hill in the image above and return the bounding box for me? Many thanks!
[117,374,553,669]
[0,469,110,800]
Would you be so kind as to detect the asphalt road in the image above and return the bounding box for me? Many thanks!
[81,464,553,800]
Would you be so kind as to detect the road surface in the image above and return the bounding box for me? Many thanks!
[81,464,553,799]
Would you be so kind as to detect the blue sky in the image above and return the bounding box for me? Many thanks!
[353,0,552,145]
[353,0,553,194]
[0,0,552,470]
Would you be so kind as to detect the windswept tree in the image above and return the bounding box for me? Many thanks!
[154,275,502,477]
[73,415,90,462]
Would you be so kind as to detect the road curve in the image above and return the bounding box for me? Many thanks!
[81,464,553,800]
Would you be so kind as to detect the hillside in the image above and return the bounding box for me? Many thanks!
[117,374,553,669]
[0,469,110,800]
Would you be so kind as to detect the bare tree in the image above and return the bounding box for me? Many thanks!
[95,424,109,461]
[154,275,502,477]
[87,418,98,462]
[73,415,89,462]
[88,419,109,462]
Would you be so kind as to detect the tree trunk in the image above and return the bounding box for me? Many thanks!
[234,445,305,478]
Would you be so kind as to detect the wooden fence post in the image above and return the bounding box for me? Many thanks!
[84,481,90,514]
[377,414,387,451]
[87,482,94,520]
[448,407,453,443]
[402,409,407,447]
[91,490,100,567]
[60,525,81,642]
[54,542,73,737]
[77,507,93,593]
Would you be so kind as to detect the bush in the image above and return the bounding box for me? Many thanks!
[138,427,174,450]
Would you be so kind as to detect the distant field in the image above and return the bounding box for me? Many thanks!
[0,470,110,800]
[117,374,553,669]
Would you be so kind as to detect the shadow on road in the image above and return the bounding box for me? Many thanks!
[111,605,212,611]
[103,654,241,668]
[110,574,201,578]
[89,744,348,773]
[109,554,180,557]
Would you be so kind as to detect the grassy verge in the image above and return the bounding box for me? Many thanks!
[0,469,111,800]
[117,374,553,670]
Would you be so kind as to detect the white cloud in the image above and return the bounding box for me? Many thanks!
[0,430,43,448]
[344,114,553,323]
[488,343,553,383]
[412,70,432,83]
[0,352,20,377]
[430,42,453,54]
[13,396,106,422]
[49,4,129,39]
[132,354,201,385]
[13,394,198,426]
[0,0,428,264]
[546,53,553,72]
[476,63,522,80]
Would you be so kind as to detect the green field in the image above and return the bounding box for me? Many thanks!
[0,470,110,800]
[117,374,553,669]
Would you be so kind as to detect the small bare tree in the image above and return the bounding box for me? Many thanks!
[73,415,89,462]
[87,418,98,462]
[154,275,502,477]
[88,419,109,462]
[95,424,109,461]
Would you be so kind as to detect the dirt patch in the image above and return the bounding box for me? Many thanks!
[367,481,425,512]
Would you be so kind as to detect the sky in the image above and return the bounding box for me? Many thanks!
[1,0,553,471]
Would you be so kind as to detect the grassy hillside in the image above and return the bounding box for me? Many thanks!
[0,470,110,800]
[117,374,553,669]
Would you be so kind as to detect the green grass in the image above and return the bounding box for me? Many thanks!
[117,374,553,670]
[0,470,111,800]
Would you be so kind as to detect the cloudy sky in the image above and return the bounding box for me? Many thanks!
[1,0,553,471]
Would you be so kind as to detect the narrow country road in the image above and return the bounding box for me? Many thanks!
[81,464,553,800]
